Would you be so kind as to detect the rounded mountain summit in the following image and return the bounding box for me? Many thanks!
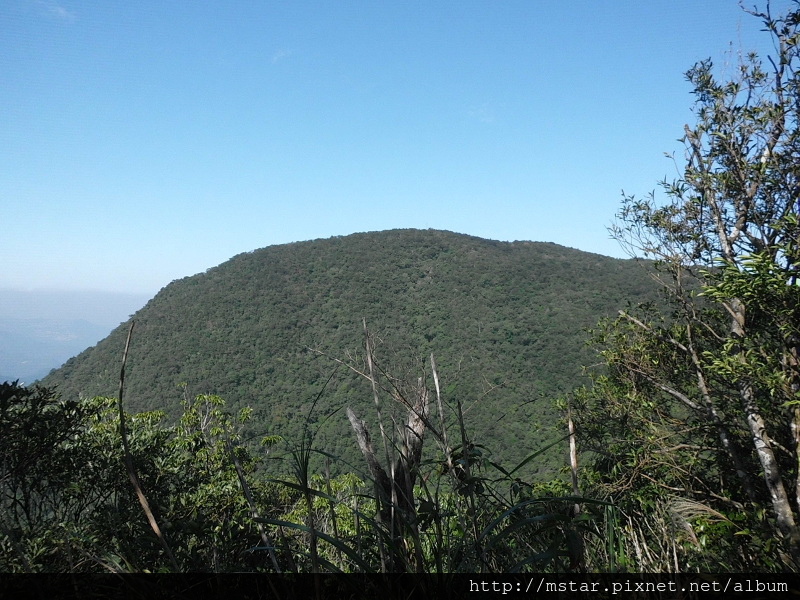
[42,229,658,475]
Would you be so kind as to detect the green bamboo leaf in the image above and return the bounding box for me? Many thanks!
[485,513,570,551]
[509,545,565,572]
[504,434,571,477]
[255,517,375,572]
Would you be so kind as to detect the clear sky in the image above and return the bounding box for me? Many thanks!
[2,0,793,295]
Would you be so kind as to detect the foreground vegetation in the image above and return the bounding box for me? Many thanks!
[4,2,800,574]
[0,375,596,573]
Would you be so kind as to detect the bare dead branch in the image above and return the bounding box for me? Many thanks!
[117,321,179,571]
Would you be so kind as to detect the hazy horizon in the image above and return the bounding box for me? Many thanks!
[0,288,151,382]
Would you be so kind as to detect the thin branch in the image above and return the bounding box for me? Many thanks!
[117,321,179,571]
[618,310,690,354]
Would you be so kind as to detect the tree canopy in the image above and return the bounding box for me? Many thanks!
[576,2,800,571]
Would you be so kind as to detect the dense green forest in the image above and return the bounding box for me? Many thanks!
[41,230,659,477]
[4,3,800,576]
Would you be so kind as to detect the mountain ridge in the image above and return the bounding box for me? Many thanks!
[41,229,657,475]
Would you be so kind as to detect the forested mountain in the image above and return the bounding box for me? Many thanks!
[10,4,800,574]
[42,229,657,475]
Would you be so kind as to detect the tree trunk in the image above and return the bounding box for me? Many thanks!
[346,382,429,573]
[731,299,800,552]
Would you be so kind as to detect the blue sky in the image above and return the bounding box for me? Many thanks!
[2,0,793,295]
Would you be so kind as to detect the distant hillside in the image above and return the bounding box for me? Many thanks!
[42,229,658,477]
[0,290,150,383]
[0,318,110,383]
